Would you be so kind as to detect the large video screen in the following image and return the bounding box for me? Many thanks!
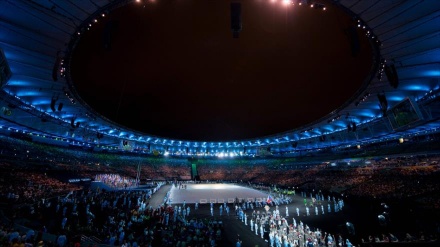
[388,98,423,130]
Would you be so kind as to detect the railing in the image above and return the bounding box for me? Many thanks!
[80,234,102,245]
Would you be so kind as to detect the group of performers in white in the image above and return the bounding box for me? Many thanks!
[233,193,351,247]
[169,192,352,247]
[166,186,353,247]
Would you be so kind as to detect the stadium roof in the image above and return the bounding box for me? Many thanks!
[69,0,373,141]
[0,0,439,155]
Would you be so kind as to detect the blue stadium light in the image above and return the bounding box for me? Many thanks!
[15,91,41,98]
[402,84,430,91]
[387,96,405,102]
[422,70,440,77]
[7,80,32,86]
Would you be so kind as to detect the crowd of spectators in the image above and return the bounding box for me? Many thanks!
[0,182,231,247]
[1,135,439,207]
[95,174,138,189]
[0,163,82,205]
[359,231,438,245]
[0,135,440,246]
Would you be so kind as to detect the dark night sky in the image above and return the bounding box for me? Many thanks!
[71,0,372,141]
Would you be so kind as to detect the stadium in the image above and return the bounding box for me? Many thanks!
[0,0,439,246]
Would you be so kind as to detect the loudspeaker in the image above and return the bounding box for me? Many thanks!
[230,2,242,38]
[57,102,63,111]
[347,26,360,57]
[50,98,56,112]
[385,64,399,88]
[102,20,118,51]
[377,93,388,116]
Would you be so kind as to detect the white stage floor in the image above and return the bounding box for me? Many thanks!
[168,183,269,204]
